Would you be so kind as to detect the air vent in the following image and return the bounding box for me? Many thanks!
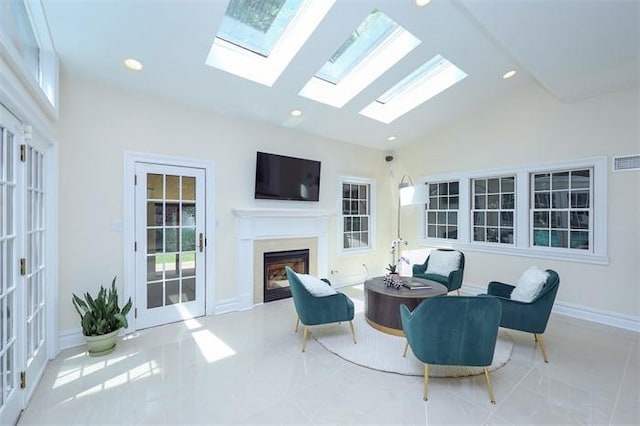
[613,155,640,172]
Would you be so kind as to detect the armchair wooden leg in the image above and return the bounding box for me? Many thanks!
[423,364,429,401]
[349,321,357,344]
[301,327,309,352]
[483,367,496,404]
[295,317,299,333]
[403,341,409,357]
[535,333,549,363]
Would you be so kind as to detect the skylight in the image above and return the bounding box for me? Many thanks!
[299,10,420,108]
[360,54,467,123]
[315,10,397,84]
[206,0,335,87]
[216,0,304,57]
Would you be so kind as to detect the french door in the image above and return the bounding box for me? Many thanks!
[0,105,48,425]
[134,163,206,329]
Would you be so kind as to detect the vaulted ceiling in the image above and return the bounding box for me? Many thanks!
[42,0,639,150]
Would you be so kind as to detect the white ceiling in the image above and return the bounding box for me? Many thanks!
[41,0,639,151]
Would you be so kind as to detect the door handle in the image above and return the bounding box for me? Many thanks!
[198,233,204,252]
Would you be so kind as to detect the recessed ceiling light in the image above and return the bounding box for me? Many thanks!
[502,70,517,79]
[290,109,302,117]
[124,58,143,71]
[388,136,397,141]
[415,0,432,6]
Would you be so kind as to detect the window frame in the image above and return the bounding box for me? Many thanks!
[337,176,376,255]
[471,175,516,246]
[418,156,607,264]
[425,180,460,241]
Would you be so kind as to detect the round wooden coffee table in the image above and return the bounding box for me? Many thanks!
[364,276,448,336]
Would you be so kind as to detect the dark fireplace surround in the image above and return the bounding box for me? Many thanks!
[263,249,309,302]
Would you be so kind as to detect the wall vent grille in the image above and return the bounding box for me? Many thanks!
[613,155,640,172]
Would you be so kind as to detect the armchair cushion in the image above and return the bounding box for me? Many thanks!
[297,273,337,297]
[511,267,549,302]
[425,250,461,276]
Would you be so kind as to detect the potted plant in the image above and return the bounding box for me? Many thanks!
[72,276,132,357]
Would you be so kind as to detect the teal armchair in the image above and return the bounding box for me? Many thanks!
[486,269,560,363]
[412,249,465,294]
[285,267,356,352]
[400,296,502,403]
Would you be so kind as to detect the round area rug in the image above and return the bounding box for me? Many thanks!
[311,312,513,377]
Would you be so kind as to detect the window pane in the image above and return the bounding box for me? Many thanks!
[501,177,514,192]
[552,172,569,190]
[427,211,436,224]
[358,200,367,215]
[487,194,500,209]
[362,218,369,231]
[449,181,459,195]
[570,231,589,249]
[533,229,549,246]
[359,185,368,199]
[182,278,196,302]
[361,232,369,246]
[429,197,437,209]
[182,204,196,226]
[551,211,568,229]
[350,186,358,198]
[534,193,550,209]
[439,196,449,210]
[182,177,196,201]
[165,228,178,252]
[449,196,459,209]
[500,229,514,244]
[552,191,569,208]
[147,255,163,282]
[437,225,447,238]
[474,195,486,209]
[429,184,438,196]
[571,191,590,208]
[353,218,360,231]
[487,212,498,227]
[551,230,568,248]
[487,228,498,242]
[500,212,514,227]
[437,212,446,225]
[474,227,485,241]
[570,211,589,229]
[487,178,500,194]
[501,194,515,209]
[165,254,179,280]
[439,183,448,195]
[182,228,196,251]
[344,217,352,231]
[147,229,163,254]
[342,184,349,198]
[474,211,485,226]
[166,203,179,226]
[427,225,436,237]
[342,200,350,214]
[474,179,486,194]
[534,174,550,191]
[533,212,549,228]
[571,169,590,189]
[447,226,457,239]
[166,175,180,200]
[147,174,163,199]
[147,202,163,227]
[165,280,180,305]
[147,282,163,309]
[447,212,457,225]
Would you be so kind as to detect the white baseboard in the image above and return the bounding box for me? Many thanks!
[462,283,640,333]
[214,298,239,314]
[328,273,368,288]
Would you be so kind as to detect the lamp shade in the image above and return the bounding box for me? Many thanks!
[399,185,415,206]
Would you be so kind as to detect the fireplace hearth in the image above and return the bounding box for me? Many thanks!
[263,249,309,302]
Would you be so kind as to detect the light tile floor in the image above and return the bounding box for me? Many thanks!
[19,285,639,425]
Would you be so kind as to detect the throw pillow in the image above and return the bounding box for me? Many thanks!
[296,273,337,297]
[425,250,461,277]
[511,266,549,302]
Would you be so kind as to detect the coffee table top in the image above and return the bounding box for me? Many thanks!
[364,276,448,299]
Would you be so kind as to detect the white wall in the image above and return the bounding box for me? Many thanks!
[56,74,393,334]
[397,82,640,319]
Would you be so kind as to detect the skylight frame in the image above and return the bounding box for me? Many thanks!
[299,11,420,109]
[206,0,335,87]
[359,54,468,124]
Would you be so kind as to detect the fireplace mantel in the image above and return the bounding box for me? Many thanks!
[233,207,333,309]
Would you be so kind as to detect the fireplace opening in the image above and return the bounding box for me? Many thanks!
[263,249,309,302]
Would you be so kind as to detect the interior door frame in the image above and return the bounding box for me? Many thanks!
[123,152,216,331]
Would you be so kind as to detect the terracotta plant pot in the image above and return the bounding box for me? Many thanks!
[85,329,120,357]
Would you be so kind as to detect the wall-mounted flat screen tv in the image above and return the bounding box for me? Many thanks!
[254,152,321,201]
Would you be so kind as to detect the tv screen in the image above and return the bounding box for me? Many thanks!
[254,152,321,201]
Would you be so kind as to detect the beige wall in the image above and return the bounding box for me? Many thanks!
[396,82,640,317]
[56,74,393,333]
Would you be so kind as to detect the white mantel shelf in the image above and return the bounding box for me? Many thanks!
[232,208,335,218]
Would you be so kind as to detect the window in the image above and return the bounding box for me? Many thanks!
[531,169,591,250]
[339,178,375,253]
[472,176,515,244]
[426,181,458,240]
[420,157,606,264]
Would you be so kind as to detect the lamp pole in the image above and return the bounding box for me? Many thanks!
[397,175,414,239]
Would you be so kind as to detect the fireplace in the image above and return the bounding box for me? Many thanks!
[263,249,309,302]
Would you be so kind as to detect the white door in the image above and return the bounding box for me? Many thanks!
[134,163,206,329]
[0,107,48,424]
[0,109,21,425]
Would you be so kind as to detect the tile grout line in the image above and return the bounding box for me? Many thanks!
[482,361,539,424]
[607,340,634,425]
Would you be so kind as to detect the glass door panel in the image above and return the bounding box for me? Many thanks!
[135,163,205,329]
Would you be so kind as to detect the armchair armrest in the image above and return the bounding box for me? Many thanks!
[487,281,515,299]
[413,262,427,275]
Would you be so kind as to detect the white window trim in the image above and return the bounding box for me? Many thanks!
[418,156,608,265]
[0,0,59,117]
[337,175,376,256]
[470,174,517,246]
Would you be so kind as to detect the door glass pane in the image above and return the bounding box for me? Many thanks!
[182,278,196,302]
[166,175,180,200]
[147,283,163,309]
[182,254,195,277]
[147,174,163,199]
[165,280,180,305]
[165,254,179,280]
[182,204,195,225]
[165,203,179,226]
[182,177,195,201]
[147,256,163,281]
[147,229,163,254]
[147,202,163,227]
[182,229,196,251]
